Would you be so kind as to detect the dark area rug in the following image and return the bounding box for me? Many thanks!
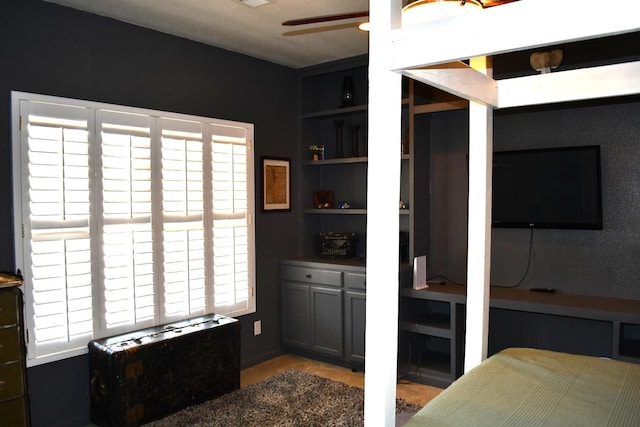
[144,369,422,427]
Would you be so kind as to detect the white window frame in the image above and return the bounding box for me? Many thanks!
[12,91,256,366]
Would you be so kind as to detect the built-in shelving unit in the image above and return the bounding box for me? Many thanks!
[298,55,418,258]
[298,56,370,257]
[398,286,465,388]
[297,56,450,260]
[293,55,474,388]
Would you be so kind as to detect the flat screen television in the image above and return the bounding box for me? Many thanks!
[492,145,602,230]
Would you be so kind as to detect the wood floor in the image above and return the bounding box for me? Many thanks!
[240,354,442,407]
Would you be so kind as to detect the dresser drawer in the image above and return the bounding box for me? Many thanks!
[281,265,342,287]
[0,291,19,327]
[0,327,21,364]
[0,361,25,403]
[0,397,29,426]
[344,272,366,290]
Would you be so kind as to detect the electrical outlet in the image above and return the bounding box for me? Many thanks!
[254,320,262,336]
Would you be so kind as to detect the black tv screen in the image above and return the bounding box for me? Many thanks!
[492,145,603,230]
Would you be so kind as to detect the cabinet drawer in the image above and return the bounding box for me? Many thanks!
[0,291,19,327]
[0,327,21,363]
[281,266,342,287]
[0,361,25,402]
[344,272,366,290]
[0,397,29,426]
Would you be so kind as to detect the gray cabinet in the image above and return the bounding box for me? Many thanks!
[281,259,366,366]
[281,282,343,357]
[281,283,311,349]
[310,286,343,357]
[344,271,366,363]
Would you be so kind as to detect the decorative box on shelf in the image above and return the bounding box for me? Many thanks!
[319,232,358,258]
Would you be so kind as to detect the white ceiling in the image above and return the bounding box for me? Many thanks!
[44,0,371,69]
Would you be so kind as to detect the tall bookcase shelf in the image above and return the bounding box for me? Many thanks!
[299,56,370,258]
[298,55,423,260]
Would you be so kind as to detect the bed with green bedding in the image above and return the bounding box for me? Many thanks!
[404,347,640,427]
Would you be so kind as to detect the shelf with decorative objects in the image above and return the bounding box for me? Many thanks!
[303,156,368,166]
[297,54,465,261]
[297,56,370,258]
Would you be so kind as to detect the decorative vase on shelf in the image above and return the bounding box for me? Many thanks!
[334,120,344,158]
[340,76,355,108]
[350,125,360,157]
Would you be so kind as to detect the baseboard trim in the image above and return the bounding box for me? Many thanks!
[241,348,285,370]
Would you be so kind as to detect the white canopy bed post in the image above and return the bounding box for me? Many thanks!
[363,0,402,426]
[464,56,494,371]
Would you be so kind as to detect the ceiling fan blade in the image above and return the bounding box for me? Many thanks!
[281,1,517,27]
[282,11,368,26]
[283,22,362,36]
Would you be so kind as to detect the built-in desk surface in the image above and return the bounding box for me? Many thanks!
[490,285,640,324]
[401,283,640,366]
[405,282,640,323]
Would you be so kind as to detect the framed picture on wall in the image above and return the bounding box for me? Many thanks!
[261,157,291,212]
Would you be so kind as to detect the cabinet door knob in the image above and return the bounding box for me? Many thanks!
[305,274,312,278]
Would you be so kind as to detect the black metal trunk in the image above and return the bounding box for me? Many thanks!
[88,314,240,427]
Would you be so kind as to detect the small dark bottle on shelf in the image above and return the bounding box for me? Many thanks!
[351,125,360,157]
[334,120,344,158]
[340,76,355,108]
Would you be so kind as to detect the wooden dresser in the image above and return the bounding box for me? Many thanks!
[0,285,30,426]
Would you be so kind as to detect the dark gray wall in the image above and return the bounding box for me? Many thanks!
[2,1,298,426]
[427,98,640,300]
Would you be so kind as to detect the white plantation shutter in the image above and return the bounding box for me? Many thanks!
[97,110,156,334]
[211,125,253,315]
[13,92,255,366]
[160,118,207,320]
[19,100,94,361]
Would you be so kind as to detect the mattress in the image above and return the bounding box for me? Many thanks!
[404,347,640,427]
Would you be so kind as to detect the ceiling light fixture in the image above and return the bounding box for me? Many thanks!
[233,0,273,8]
[359,0,483,31]
[403,0,483,25]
